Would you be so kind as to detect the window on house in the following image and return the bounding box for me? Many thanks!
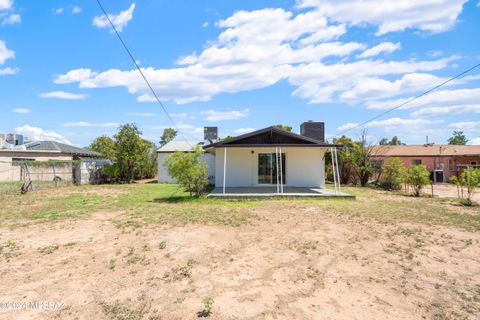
[411,159,422,165]
[371,160,383,170]
[448,159,454,171]
[471,161,478,166]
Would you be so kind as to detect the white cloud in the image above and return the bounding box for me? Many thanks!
[72,6,82,14]
[0,40,14,64]
[297,0,467,35]
[202,22,209,28]
[54,8,64,14]
[448,122,479,130]
[15,125,71,144]
[39,91,88,100]
[472,137,480,145]
[357,42,400,58]
[337,117,436,131]
[2,13,21,25]
[0,0,12,11]
[92,3,135,32]
[368,88,480,110]
[11,108,29,114]
[0,67,18,75]
[55,5,461,106]
[201,108,250,121]
[235,127,256,135]
[412,104,480,117]
[339,72,450,102]
[61,122,118,128]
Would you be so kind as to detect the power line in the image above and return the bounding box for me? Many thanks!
[95,0,192,146]
[335,62,480,137]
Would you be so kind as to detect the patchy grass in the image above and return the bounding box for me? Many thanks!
[0,184,257,227]
[315,187,480,231]
[0,183,478,231]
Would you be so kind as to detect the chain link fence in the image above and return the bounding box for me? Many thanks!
[0,160,76,194]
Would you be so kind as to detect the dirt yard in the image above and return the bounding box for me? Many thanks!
[432,183,480,203]
[0,185,479,319]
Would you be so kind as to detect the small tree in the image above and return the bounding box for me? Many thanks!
[451,168,480,206]
[274,124,292,132]
[447,131,468,145]
[163,146,208,197]
[160,128,177,146]
[379,157,406,190]
[406,165,431,197]
[353,130,377,187]
[331,135,359,184]
[115,123,150,182]
[379,136,405,145]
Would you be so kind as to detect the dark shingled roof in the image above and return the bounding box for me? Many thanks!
[26,141,102,157]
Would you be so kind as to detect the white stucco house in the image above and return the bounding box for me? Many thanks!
[157,122,349,197]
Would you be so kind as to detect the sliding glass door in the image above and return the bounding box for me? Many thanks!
[258,153,285,184]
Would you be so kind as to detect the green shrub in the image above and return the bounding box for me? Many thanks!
[379,157,406,190]
[406,165,431,197]
[450,168,480,206]
[163,146,208,197]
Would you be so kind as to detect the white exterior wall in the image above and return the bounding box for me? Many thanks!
[214,147,326,188]
[157,152,215,184]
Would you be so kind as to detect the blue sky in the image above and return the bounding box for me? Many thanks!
[0,0,479,146]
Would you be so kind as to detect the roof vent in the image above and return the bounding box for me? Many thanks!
[300,121,325,142]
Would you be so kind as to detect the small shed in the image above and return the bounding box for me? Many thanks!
[74,158,113,185]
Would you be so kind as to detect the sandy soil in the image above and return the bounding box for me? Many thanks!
[432,184,480,203]
[1,205,479,320]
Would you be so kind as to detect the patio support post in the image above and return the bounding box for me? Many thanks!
[223,147,227,194]
[279,147,283,194]
[334,147,341,193]
[275,147,280,194]
[331,148,338,194]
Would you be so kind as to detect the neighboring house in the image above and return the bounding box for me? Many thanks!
[157,141,215,183]
[158,122,343,195]
[0,140,104,184]
[372,144,480,183]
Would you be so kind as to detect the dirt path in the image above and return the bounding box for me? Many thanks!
[1,206,479,319]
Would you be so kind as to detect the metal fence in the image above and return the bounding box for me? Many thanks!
[0,160,76,194]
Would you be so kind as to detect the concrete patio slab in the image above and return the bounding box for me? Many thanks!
[207,187,354,199]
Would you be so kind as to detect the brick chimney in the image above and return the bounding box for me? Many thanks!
[300,121,325,142]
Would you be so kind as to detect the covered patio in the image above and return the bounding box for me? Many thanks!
[207,186,354,199]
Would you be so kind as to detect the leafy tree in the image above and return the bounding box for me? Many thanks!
[447,131,468,145]
[273,124,292,132]
[353,131,376,187]
[114,123,151,182]
[134,139,158,180]
[163,146,208,197]
[331,135,359,184]
[379,157,406,190]
[379,136,405,145]
[222,135,235,141]
[89,135,116,160]
[450,168,480,206]
[406,165,431,197]
[160,128,177,146]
